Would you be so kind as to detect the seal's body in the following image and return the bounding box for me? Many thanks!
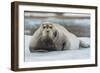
[29,22,89,52]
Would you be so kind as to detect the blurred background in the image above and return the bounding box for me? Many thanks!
[24,11,90,37]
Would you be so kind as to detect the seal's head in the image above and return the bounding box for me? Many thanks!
[40,22,57,40]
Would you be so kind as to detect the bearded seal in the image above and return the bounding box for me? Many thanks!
[29,22,89,52]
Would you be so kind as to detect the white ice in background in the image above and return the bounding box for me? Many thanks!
[24,35,90,62]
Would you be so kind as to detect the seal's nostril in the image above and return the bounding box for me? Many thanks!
[47,30,49,32]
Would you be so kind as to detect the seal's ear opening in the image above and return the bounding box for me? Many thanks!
[54,30,57,37]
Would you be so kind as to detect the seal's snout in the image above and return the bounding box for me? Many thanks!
[47,30,49,33]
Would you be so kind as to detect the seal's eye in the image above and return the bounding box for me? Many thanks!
[43,25,46,29]
[49,25,52,29]
[49,26,52,29]
[43,26,46,29]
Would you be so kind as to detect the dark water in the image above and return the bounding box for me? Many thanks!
[24,18,90,37]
